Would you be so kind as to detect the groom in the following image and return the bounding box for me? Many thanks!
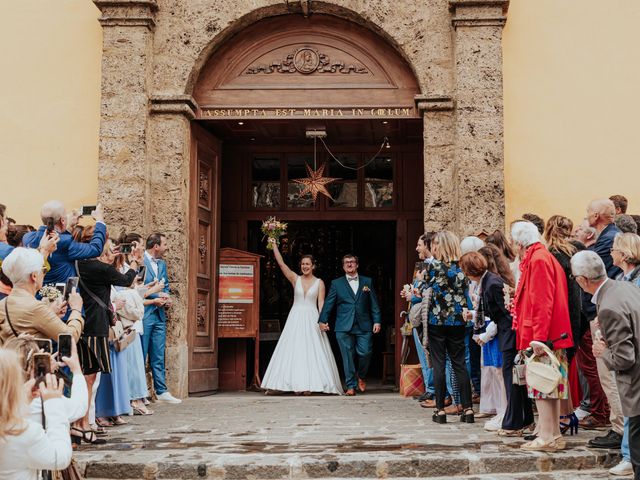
[319,254,381,396]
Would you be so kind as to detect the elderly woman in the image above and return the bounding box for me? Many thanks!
[421,230,474,424]
[0,248,84,344]
[510,221,573,452]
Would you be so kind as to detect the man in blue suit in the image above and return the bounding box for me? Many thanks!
[142,232,181,404]
[23,200,106,283]
[319,254,381,396]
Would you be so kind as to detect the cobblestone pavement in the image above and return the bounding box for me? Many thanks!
[75,392,619,479]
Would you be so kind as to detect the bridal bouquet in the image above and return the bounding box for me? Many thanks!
[39,285,62,304]
[261,216,287,250]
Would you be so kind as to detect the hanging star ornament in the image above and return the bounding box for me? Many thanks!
[293,163,339,201]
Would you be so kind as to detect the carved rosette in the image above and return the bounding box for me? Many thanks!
[199,235,207,263]
[246,47,368,75]
[199,171,209,201]
[196,299,206,330]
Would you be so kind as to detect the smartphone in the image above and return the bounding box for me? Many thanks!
[64,277,79,301]
[33,353,51,384]
[137,265,147,281]
[119,243,132,254]
[81,205,97,216]
[54,283,65,297]
[45,217,55,234]
[58,334,73,359]
[34,338,52,354]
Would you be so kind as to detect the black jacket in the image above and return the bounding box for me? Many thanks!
[480,271,515,352]
[77,259,137,337]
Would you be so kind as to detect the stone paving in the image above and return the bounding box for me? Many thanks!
[75,392,618,479]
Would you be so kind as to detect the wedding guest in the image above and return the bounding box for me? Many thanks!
[23,201,107,284]
[0,204,13,260]
[609,194,628,215]
[581,199,624,448]
[615,214,638,234]
[0,248,84,345]
[0,348,73,479]
[571,251,640,478]
[609,232,640,477]
[511,221,573,452]
[573,219,598,248]
[421,231,474,424]
[142,233,181,404]
[75,228,139,442]
[522,213,545,236]
[460,236,485,255]
[485,229,519,285]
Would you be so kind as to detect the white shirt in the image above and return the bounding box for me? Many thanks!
[145,251,158,278]
[28,372,88,425]
[346,274,359,294]
[0,398,73,480]
[591,278,609,305]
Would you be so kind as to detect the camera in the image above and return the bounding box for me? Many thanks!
[119,243,132,254]
[81,205,96,216]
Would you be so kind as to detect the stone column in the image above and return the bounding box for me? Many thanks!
[417,94,457,233]
[148,95,198,398]
[450,0,509,235]
[93,0,157,233]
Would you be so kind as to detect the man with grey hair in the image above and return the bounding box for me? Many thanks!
[23,201,107,284]
[572,250,640,478]
[615,214,638,234]
[578,198,625,446]
[460,236,485,255]
[573,219,598,248]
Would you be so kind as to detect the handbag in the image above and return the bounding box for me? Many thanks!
[420,287,433,368]
[512,353,527,386]
[399,363,425,397]
[525,341,562,394]
[108,319,136,352]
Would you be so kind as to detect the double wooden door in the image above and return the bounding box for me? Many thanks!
[188,124,221,393]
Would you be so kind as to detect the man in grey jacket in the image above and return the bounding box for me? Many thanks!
[572,250,640,479]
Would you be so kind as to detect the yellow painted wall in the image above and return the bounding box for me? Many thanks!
[0,0,101,226]
[503,0,640,226]
[2,0,640,230]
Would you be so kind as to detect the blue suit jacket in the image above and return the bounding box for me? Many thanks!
[143,254,170,322]
[23,223,107,284]
[318,275,381,332]
[581,223,622,320]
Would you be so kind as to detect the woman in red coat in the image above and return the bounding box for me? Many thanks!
[511,221,574,452]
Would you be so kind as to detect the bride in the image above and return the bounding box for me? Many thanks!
[261,238,343,395]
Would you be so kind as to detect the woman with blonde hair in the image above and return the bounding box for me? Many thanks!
[420,230,474,424]
[0,348,73,479]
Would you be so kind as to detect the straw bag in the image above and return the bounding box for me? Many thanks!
[524,341,562,394]
[399,364,425,397]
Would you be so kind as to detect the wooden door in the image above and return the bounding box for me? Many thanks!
[188,123,221,394]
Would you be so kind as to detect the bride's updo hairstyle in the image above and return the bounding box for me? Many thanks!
[299,254,316,270]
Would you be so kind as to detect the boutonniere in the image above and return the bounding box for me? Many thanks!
[362,286,370,293]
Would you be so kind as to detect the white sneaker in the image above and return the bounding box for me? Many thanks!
[609,459,633,477]
[156,392,182,404]
[484,413,504,432]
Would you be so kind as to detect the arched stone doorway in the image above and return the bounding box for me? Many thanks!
[93,0,509,396]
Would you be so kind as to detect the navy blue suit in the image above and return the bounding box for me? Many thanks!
[581,223,622,320]
[141,253,170,395]
[23,223,107,284]
[319,275,381,389]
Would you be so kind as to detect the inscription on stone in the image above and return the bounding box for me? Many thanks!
[201,107,415,119]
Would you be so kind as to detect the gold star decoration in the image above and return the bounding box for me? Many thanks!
[293,163,339,201]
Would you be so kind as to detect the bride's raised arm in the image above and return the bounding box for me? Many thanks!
[317,280,326,312]
[268,238,297,285]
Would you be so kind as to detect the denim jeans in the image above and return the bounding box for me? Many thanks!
[622,417,630,461]
[141,311,168,395]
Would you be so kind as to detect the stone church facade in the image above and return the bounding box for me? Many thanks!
[93,0,509,396]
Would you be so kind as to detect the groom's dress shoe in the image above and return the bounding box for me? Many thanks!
[345,389,356,396]
[357,378,366,393]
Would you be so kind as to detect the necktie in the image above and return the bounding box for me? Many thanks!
[348,276,358,282]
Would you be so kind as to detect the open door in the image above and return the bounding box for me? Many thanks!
[188,123,221,394]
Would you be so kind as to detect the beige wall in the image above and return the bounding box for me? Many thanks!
[503,0,640,227]
[0,1,101,226]
[2,0,640,230]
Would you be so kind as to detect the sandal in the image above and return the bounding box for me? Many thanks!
[96,417,114,428]
[460,408,475,424]
[132,406,154,416]
[111,416,128,425]
[70,427,107,445]
[520,437,559,452]
[559,413,579,436]
[432,409,447,424]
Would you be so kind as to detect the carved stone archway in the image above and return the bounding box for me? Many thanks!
[93,0,509,396]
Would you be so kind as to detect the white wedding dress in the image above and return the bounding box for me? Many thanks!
[261,276,343,394]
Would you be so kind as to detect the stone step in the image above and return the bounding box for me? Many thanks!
[77,448,620,479]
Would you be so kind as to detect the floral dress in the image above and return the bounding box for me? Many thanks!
[424,260,473,326]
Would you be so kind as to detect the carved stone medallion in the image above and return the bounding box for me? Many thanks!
[293,47,320,74]
[245,47,368,75]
